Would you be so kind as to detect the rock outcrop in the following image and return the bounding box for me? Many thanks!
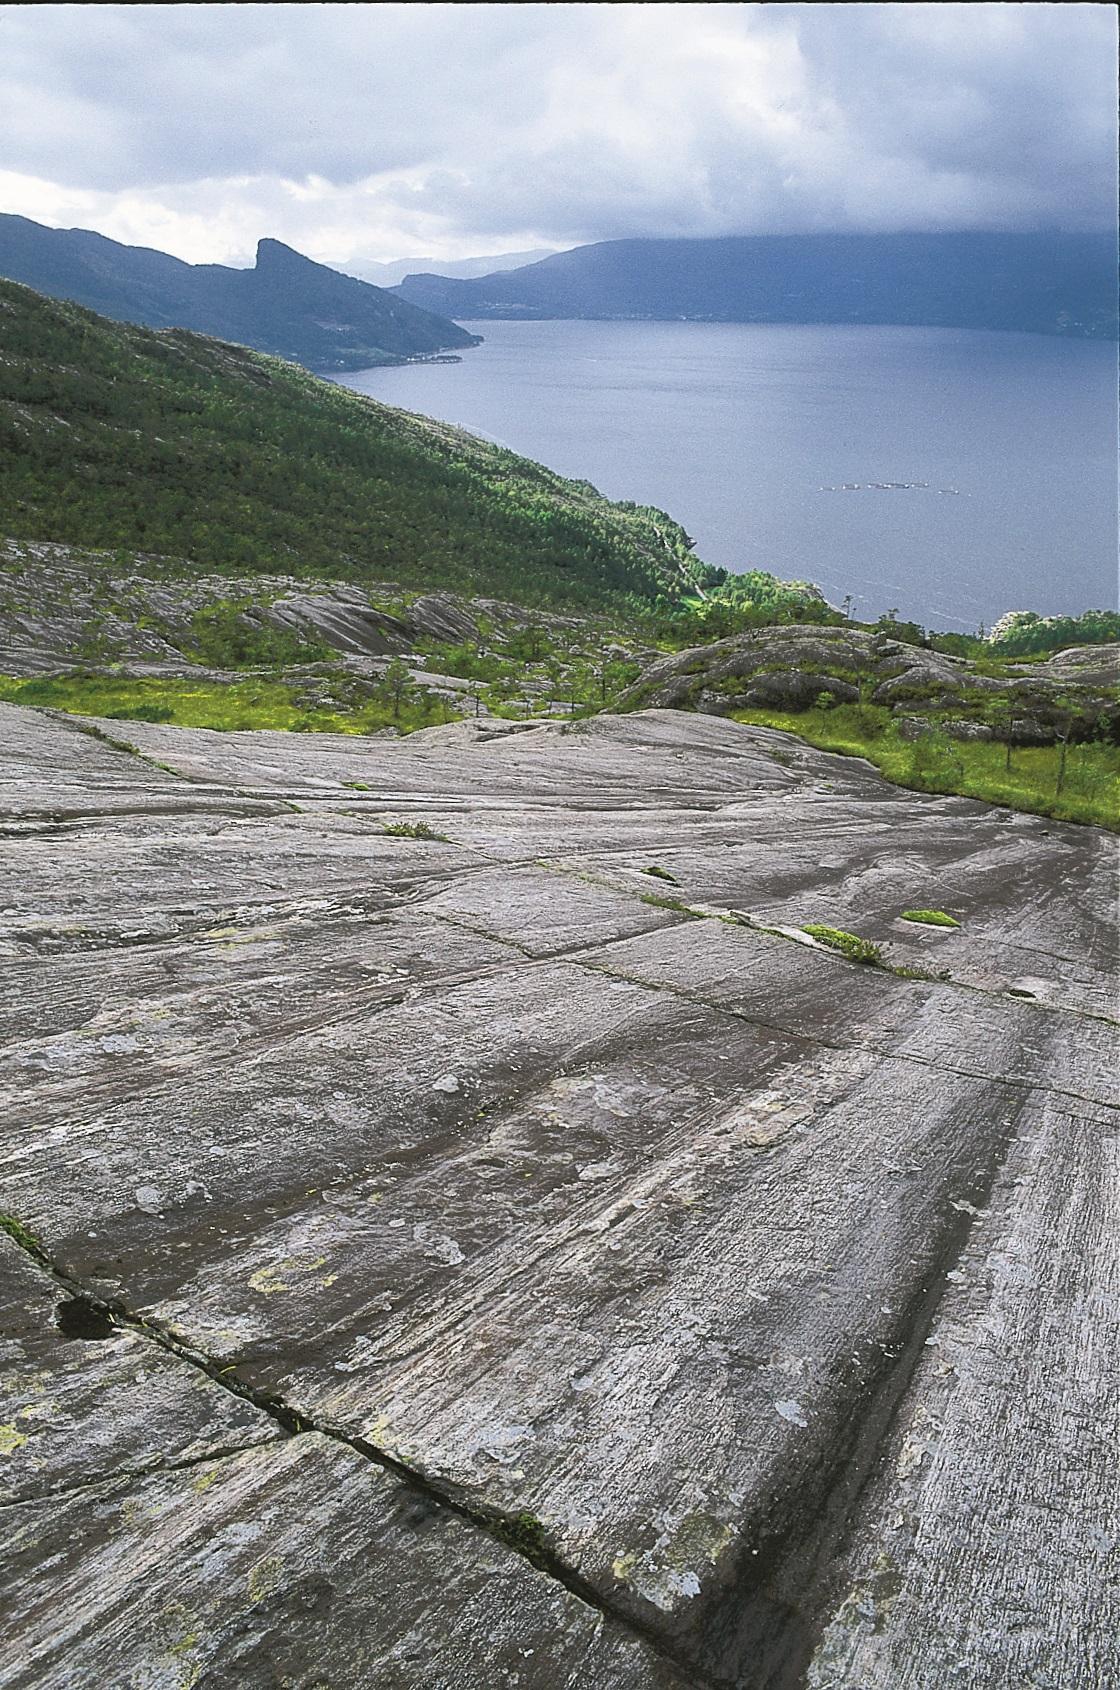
[0,539,622,679]
[2,702,1116,1687]
[622,623,1120,743]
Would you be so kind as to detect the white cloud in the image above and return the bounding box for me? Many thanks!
[0,2,1113,265]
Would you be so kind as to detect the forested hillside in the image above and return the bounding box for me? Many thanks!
[0,279,715,611]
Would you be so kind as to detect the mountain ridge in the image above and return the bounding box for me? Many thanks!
[0,214,479,371]
[394,230,1119,338]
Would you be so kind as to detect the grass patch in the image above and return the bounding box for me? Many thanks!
[730,703,1120,831]
[802,924,885,966]
[900,909,960,927]
[0,672,459,736]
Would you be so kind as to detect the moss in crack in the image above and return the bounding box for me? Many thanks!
[640,892,702,916]
[802,925,885,966]
[641,865,679,884]
[0,1212,51,1265]
[490,1510,549,1564]
[93,727,142,757]
[382,820,449,841]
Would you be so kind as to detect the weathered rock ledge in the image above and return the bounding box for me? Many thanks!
[2,703,1116,1688]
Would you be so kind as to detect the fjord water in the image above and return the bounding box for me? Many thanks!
[336,320,1117,631]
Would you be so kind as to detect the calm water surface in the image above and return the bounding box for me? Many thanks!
[336,321,1117,630]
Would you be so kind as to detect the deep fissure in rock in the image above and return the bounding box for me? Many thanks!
[55,1295,116,1340]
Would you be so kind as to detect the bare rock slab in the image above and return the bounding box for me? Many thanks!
[1,700,1116,1687]
[5,1433,690,1690]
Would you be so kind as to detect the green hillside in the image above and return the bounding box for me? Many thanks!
[0,279,712,611]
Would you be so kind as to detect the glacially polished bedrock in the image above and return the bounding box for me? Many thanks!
[1,704,1116,1689]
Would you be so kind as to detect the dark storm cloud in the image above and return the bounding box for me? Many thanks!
[0,3,1113,265]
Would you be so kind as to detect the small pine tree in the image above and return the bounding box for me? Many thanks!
[377,656,416,722]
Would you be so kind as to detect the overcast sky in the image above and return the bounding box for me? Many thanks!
[0,2,1115,268]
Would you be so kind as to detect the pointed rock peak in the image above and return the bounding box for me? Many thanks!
[255,238,322,274]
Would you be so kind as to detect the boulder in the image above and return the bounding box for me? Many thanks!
[266,592,413,656]
[406,594,480,644]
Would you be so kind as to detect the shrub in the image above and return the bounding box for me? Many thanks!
[184,601,330,668]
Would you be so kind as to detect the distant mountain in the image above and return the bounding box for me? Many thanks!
[395,231,1119,339]
[336,249,557,286]
[0,215,480,371]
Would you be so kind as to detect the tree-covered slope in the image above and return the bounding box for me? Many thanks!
[0,215,479,371]
[396,231,1119,339]
[0,279,709,610]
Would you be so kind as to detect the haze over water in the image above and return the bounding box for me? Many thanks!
[337,320,1117,632]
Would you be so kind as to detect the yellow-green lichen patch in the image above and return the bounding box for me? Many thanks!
[247,1553,285,1605]
[820,1549,905,1651]
[151,1603,203,1690]
[617,1511,735,1612]
[248,1254,330,1297]
[0,1423,29,1457]
[15,1402,54,1432]
[662,1511,735,1573]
